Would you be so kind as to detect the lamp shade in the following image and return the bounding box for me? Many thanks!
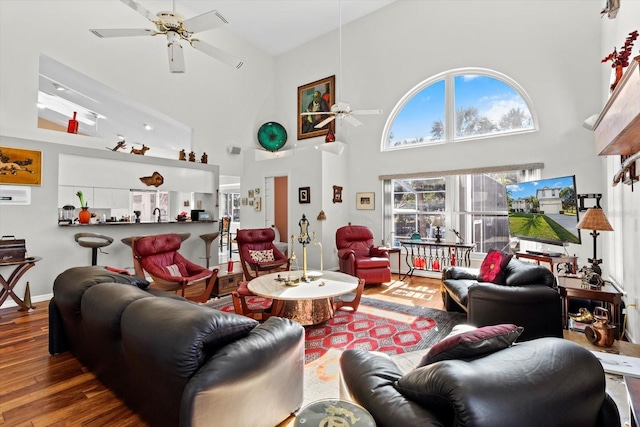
[576,208,613,231]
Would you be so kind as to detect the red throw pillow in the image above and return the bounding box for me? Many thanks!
[478,249,512,284]
[418,324,523,367]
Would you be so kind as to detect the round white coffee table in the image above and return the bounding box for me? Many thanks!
[248,270,358,325]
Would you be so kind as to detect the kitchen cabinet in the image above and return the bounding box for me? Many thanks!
[93,188,130,209]
[58,186,93,208]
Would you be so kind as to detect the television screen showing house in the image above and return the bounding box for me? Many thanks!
[505,175,581,245]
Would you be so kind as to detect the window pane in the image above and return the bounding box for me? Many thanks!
[388,80,445,148]
[392,178,445,239]
[454,75,533,139]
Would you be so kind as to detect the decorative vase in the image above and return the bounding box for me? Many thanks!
[610,65,624,93]
[78,207,91,224]
[67,111,79,134]
[325,128,335,143]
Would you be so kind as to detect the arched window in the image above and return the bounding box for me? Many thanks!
[384,68,537,150]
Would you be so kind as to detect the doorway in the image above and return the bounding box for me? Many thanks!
[265,176,288,245]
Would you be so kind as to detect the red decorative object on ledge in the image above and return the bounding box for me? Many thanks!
[67,111,79,134]
[602,30,638,92]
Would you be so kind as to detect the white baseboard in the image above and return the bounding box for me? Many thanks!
[1,293,52,310]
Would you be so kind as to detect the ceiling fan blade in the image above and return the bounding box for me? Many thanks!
[90,28,155,38]
[190,39,243,69]
[352,109,383,115]
[314,116,336,129]
[120,0,158,23]
[167,42,185,73]
[183,10,227,34]
[301,111,332,116]
[343,114,363,127]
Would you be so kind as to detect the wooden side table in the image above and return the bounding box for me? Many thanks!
[557,276,622,336]
[211,263,244,297]
[0,256,41,311]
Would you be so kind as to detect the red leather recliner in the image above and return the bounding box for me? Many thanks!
[131,233,216,303]
[232,228,290,320]
[336,225,391,285]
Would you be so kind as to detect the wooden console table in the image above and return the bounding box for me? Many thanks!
[515,252,578,273]
[398,240,475,279]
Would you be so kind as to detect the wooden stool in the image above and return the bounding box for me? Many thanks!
[199,232,220,268]
[74,233,114,265]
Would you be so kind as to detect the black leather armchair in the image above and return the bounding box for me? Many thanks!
[340,338,620,427]
[442,257,563,341]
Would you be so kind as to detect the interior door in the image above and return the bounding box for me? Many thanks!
[264,176,288,243]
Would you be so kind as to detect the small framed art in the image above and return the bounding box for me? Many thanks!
[356,192,375,210]
[333,185,343,203]
[299,187,310,204]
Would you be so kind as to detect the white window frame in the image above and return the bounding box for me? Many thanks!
[382,67,539,151]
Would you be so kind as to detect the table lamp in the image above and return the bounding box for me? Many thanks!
[576,207,613,276]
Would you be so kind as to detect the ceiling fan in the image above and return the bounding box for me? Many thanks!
[90,0,243,73]
[301,0,382,129]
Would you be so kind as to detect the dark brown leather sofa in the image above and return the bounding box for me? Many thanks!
[340,337,620,427]
[441,257,563,341]
[49,266,304,427]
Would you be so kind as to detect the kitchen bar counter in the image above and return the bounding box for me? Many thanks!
[58,220,218,227]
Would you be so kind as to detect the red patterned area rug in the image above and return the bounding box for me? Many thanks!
[203,295,466,363]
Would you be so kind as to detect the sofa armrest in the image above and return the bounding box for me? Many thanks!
[340,350,441,427]
[182,317,305,427]
[467,283,563,341]
[442,266,478,281]
[370,246,389,257]
[337,248,355,260]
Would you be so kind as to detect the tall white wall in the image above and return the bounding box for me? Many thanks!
[272,0,605,262]
[600,3,640,342]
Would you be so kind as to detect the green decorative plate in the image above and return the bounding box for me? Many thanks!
[257,122,288,152]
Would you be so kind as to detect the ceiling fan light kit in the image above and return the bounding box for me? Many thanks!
[90,0,243,73]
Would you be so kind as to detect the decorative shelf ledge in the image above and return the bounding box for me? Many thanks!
[592,55,640,156]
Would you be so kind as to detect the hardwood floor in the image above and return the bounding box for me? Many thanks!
[0,274,443,426]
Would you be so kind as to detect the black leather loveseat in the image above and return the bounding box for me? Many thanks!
[441,256,563,341]
[49,266,305,427]
[340,337,620,427]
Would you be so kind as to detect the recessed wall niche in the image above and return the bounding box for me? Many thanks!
[37,55,192,157]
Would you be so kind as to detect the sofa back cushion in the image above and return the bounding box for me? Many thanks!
[504,257,556,287]
[336,225,375,257]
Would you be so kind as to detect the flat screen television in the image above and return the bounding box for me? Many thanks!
[505,175,581,247]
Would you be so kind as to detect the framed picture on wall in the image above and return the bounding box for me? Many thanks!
[298,75,335,140]
[333,185,343,203]
[0,146,42,186]
[299,187,310,204]
[356,192,375,210]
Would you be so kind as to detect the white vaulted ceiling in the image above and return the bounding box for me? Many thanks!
[36,0,395,153]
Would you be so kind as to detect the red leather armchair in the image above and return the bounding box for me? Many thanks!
[233,228,290,320]
[336,225,391,285]
[131,233,216,302]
